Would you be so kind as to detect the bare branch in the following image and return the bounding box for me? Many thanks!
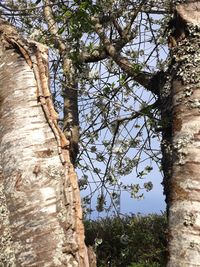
[123,0,146,37]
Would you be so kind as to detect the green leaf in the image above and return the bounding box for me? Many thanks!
[58,27,65,35]
[64,10,72,18]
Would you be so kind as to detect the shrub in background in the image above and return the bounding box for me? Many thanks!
[84,213,167,267]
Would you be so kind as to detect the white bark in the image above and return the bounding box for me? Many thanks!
[0,26,90,266]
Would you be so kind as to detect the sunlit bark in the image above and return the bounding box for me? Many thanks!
[166,1,200,266]
[0,21,91,266]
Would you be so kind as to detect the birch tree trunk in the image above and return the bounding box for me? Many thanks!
[0,20,92,266]
[165,1,200,266]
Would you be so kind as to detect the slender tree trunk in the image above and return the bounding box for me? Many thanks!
[43,0,80,165]
[0,20,91,266]
[62,57,80,166]
[164,1,200,266]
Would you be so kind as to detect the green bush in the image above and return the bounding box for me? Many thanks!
[84,213,167,267]
[128,262,161,267]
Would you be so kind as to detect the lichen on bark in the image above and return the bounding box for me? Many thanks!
[165,2,200,266]
[0,20,91,267]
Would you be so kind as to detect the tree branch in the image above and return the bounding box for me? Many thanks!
[91,15,156,92]
[43,0,66,53]
[43,0,80,164]
[123,0,146,37]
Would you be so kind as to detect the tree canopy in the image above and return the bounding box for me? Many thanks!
[0,0,171,215]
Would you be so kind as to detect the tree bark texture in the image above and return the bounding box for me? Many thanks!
[165,1,200,266]
[0,20,91,266]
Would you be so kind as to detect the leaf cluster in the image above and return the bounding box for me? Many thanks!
[84,213,167,267]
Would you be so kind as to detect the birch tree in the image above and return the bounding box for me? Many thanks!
[0,19,94,267]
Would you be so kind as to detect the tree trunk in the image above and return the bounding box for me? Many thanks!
[0,20,91,266]
[165,1,200,266]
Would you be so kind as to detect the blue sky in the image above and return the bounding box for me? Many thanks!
[81,160,166,219]
[78,12,168,219]
[120,170,166,215]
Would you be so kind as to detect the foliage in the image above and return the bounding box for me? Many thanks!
[128,263,161,267]
[84,213,167,267]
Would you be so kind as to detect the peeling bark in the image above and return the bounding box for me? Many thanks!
[165,1,200,266]
[0,20,91,266]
